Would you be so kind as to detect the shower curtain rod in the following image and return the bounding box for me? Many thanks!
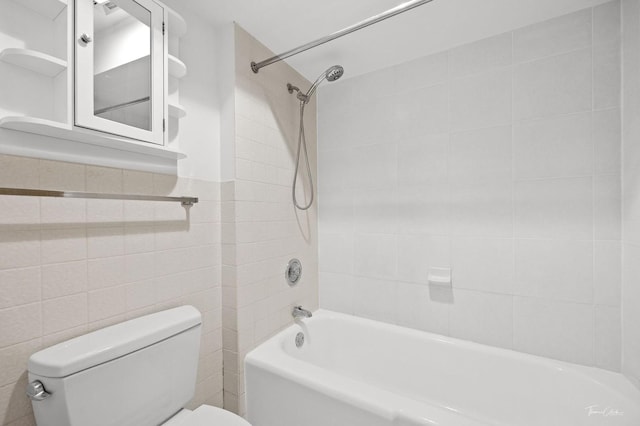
[250,0,435,74]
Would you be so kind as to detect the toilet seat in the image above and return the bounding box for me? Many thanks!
[164,405,251,426]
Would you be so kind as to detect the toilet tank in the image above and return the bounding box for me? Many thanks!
[28,306,202,426]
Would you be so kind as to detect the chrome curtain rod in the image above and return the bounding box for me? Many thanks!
[0,187,198,206]
[250,0,435,74]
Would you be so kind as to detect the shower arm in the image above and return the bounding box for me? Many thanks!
[250,0,435,74]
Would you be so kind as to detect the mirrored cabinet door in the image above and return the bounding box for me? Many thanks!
[75,0,165,145]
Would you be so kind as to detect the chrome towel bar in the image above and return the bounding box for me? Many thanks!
[0,187,198,206]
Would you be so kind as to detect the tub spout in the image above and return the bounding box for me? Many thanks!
[292,306,312,319]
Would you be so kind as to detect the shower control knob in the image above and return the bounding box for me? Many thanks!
[26,381,51,401]
[79,33,93,44]
[285,258,302,286]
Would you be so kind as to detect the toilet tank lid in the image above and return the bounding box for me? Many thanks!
[29,306,202,378]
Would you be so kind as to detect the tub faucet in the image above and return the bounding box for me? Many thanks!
[292,306,312,319]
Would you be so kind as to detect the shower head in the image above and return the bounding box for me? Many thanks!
[298,65,344,103]
[325,65,344,82]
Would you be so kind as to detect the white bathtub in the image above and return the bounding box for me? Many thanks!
[245,310,640,426]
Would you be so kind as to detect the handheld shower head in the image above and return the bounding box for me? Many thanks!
[297,65,344,103]
[325,65,344,82]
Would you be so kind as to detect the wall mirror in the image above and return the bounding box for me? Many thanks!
[75,0,165,144]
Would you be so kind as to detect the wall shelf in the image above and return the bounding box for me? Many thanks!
[0,48,67,77]
[11,0,67,20]
[169,104,186,119]
[168,55,187,78]
[0,116,185,175]
[167,8,187,38]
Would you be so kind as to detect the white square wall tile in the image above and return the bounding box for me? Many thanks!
[397,235,450,285]
[451,238,514,294]
[86,200,124,223]
[39,160,85,191]
[0,195,39,226]
[449,32,512,79]
[398,133,448,185]
[395,282,449,335]
[87,256,125,290]
[449,289,513,349]
[125,280,156,311]
[515,177,592,239]
[450,67,512,132]
[594,175,622,240]
[514,239,593,303]
[348,100,398,147]
[395,83,450,139]
[354,234,397,280]
[397,183,449,236]
[88,286,126,322]
[395,51,448,92]
[317,102,353,153]
[354,186,398,234]
[514,48,592,120]
[513,9,592,63]
[594,42,622,110]
[42,261,87,300]
[0,339,41,387]
[593,108,622,175]
[0,304,42,348]
[86,166,123,193]
[449,125,512,184]
[87,227,125,259]
[352,277,397,323]
[514,112,592,179]
[318,233,353,274]
[318,148,353,192]
[352,144,398,189]
[514,296,594,365]
[41,228,87,265]
[594,241,621,306]
[0,155,39,188]
[42,293,88,335]
[622,244,640,380]
[450,181,513,238]
[0,267,41,309]
[594,1,621,45]
[0,230,40,270]
[595,305,621,371]
[41,198,86,225]
[319,272,354,314]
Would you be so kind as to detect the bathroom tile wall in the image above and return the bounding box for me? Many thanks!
[318,1,622,370]
[221,25,319,416]
[0,157,222,426]
[622,0,640,388]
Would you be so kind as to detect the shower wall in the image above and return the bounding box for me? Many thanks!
[318,1,622,370]
[221,25,319,416]
[622,0,640,388]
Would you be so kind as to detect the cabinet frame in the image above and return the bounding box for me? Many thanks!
[74,0,166,145]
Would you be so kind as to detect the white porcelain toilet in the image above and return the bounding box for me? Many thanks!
[26,306,250,426]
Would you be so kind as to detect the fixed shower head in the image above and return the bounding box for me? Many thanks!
[297,65,344,103]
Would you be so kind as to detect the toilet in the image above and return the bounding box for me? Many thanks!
[26,306,250,426]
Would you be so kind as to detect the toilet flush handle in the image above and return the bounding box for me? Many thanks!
[26,381,51,401]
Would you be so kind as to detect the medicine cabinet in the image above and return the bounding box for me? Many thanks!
[0,0,188,173]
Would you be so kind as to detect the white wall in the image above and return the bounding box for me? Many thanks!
[622,0,640,388]
[318,1,622,370]
[161,0,222,182]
